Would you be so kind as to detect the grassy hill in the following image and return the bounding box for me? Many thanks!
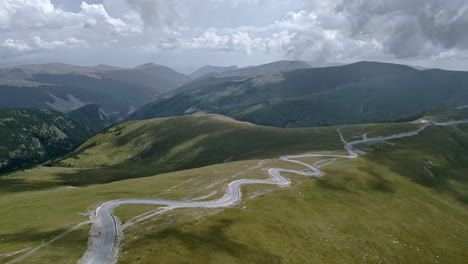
[0,109,93,173]
[129,61,468,127]
[46,114,346,185]
[0,112,467,263]
[118,121,468,264]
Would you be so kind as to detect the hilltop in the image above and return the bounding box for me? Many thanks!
[47,114,343,184]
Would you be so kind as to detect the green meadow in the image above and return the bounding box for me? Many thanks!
[0,113,467,263]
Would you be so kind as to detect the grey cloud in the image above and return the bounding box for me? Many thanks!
[124,0,179,30]
[328,0,468,58]
[1,0,467,70]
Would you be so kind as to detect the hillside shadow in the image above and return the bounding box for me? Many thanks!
[0,178,59,193]
[0,226,87,246]
[0,228,65,245]
[142,218,282,263]
[316,177,350,192]
[362,134,468,205]
[0,227,89,263]
[316,164,395,194]
[360,165,395,193]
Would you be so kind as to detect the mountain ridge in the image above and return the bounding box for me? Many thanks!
[128,61,468,127]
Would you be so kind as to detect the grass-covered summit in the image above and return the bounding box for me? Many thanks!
[49,114,345,184]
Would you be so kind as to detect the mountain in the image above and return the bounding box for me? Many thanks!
[128,61,468,127]
[0,63,124,87]
[189,65,239,80]
[306,61,344,68]
[99,63,190,94]
[183,60,311,85]
[0,74,152,119]
[67,104,113,132]
[163,60,313,97]
[7,63,124,76]
[0,63,189,119]
[0,109,93,173]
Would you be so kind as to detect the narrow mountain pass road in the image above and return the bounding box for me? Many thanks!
[76,119,468,264]
[78,120,468,264]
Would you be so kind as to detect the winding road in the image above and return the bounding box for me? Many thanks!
[80,119,468,264]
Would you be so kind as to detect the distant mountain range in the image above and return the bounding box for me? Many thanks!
[1,60,461,128]
[0,63,190,120]
[0,60,317,121]
[129,61,468,127]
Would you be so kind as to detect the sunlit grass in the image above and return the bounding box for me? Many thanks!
[1,114,468,263]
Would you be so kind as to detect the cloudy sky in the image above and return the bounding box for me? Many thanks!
[1,0,467,72]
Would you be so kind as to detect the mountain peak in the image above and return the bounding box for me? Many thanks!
[92,64,123,71]
[346,61,417,69]
[133,63,165,70]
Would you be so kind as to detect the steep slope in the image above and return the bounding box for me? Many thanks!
[0,63,189,119]
[67,104,113,132]
[0,109,93,173]
[129,61,468,127]
[189,65,239,80]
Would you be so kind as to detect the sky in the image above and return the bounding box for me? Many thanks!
[1,0,468,73]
